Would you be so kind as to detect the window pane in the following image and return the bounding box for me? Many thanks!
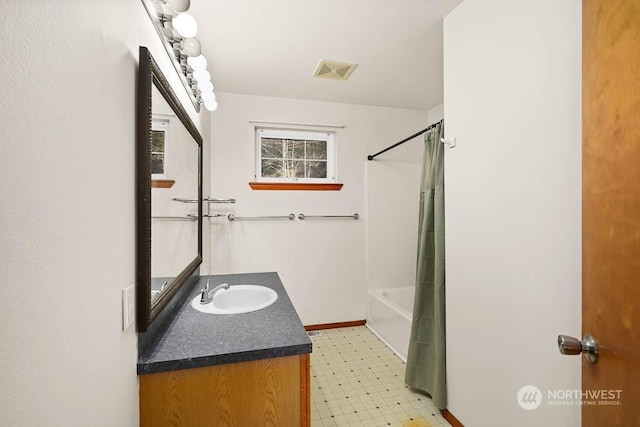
[306,140,327,160]
[285,140,305,159]
[151,153,164,174]
[261,138,283,158]
[256,128,334,182]
[307,160,327,178]
[261,159,283,177]
[285,160,305,178]
[151,130,165,152]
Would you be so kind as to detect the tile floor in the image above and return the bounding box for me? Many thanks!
[309,326,451,427]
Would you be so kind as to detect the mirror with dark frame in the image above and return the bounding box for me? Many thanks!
[136,46,203,332]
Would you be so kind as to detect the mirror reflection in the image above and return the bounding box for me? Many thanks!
[150,85,200,303]
[137,46,202,333]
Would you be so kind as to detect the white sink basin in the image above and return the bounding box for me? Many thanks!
[191,284,278,315]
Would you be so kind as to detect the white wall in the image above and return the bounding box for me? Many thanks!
[443,1,581,426]
[365,103,444,293]
[208,93,428,325]
[0,2,209,426]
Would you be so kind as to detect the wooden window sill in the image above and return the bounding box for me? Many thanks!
[249,182,343,191]
[151,180,175,188]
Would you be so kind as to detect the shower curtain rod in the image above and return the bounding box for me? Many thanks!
[367,121,441,161]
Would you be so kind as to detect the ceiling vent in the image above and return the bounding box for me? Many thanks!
[313,60,358,81]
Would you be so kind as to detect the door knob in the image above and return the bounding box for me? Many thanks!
[557,334,598,364]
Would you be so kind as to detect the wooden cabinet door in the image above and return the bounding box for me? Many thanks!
[140,354,310,427]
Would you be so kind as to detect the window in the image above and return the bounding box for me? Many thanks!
[151,119,169,178]
[255,128,335,183]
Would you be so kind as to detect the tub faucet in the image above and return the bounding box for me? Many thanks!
[200,281,229,304]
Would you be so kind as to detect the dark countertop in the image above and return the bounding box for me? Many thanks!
[138,272,312,375]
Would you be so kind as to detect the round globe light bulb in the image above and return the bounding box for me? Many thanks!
[203,98,218,111]
[193,68,210,83]
[201,91,217,109]
[182,37,201,57]
[200,90,216,100]
[172,13,197,38]
[166,0,190,13]
[187,54,207,70]
[198,80,214,93]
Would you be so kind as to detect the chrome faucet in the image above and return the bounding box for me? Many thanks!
[200,281,229,304]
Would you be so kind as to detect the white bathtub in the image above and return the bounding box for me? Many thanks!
[366,286,415,361]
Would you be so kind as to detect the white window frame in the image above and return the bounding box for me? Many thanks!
[151,118,170,179]
[254,128,336,183]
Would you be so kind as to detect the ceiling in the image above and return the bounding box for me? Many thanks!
[190,0,462,111]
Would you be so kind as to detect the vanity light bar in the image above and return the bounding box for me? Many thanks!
[142,0,218,111]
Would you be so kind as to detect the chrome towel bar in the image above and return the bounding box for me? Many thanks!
[152,216,198,221]
[172,198,198,203]
[227,214,295,222]
[172,197,237,204]
[298,213,359,220]
[204,198,236,204]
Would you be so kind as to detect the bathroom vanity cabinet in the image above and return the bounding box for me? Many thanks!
[137,273,312,427]
[140,353,310,426]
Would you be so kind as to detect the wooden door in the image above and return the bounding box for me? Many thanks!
[583,0,640,425]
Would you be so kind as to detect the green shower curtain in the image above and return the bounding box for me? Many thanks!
[405,120,446,410]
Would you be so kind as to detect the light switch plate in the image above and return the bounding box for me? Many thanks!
[122,284,135,331]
